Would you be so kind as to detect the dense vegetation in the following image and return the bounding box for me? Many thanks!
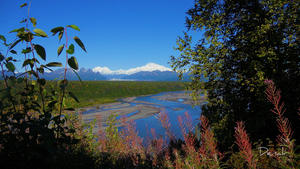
[0,1,91,169]
[63,81,185,108]
[171,0,300,151]
[0,1,299,169]
[0,80,186,108]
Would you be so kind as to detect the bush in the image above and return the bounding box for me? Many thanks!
[0,2,90,169]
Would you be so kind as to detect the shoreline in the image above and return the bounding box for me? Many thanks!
[77,90,188,112]
[76,89,187,111]
[78,91,206,129]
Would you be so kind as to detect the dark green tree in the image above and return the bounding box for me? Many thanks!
[171,0,300,150]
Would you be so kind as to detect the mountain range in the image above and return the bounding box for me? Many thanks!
[42,69,189,81]
[1,63,190,81]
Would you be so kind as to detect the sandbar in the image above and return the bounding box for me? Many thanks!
[79,91,206,129]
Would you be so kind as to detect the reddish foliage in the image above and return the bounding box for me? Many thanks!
[155,111,174,140]
[234,121,256,169]
[264,80,293,151]
[199,116,220,163]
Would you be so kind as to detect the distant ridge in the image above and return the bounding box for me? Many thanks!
[92,62,172,75]
[122,70,187,81]
[42,68,189,81]
[42,68,107,81]
[1,63,191,81]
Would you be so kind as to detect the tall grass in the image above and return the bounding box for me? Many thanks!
[73,79,299,168]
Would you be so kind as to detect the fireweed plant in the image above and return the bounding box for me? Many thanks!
[95,80,299,169]
[1,2,299,169]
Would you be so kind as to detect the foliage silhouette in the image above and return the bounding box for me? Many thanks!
[170,0,300,150]
[0,1,91,169]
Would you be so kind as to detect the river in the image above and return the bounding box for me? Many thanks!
[80,91,205,140]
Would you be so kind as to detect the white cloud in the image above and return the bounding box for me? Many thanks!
[92,62,172,75]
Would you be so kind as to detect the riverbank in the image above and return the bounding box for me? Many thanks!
[63,81,187,108]
[79,91,206,129]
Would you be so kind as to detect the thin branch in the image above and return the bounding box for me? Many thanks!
[59,26,69,116]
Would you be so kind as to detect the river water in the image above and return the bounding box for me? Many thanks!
[82,91,204,140]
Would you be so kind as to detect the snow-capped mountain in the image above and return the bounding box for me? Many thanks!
[1,63,190,81]
[42,68,107,80]
[92,63,172,75]
[121,70,182,81]
[90,62,187,81]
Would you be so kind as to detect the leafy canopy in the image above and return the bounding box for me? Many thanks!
[171,0,300,150]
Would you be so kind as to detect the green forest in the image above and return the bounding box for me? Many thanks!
[0,0,299,169]
[0,80,186,108]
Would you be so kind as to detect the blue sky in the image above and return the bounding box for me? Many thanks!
[0,0,197,71]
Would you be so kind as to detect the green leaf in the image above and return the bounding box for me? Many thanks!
[41,65,53,72]
[23,59,34,68]
[9,39,22,50]
[5,57,13,62]
[57,45,64,56]
[66,44,74,54]
[34,44,46,60]
[46,62,62,67]
[74,36,87,52]
[6,62,15,72]
[68,56,78,70]
[0,35,6,43]
[17,31,33,42]
[51,26,64,35]
[10,50,17,54]
[9,27,25,33]
[20,3,27,8]
[30,17,37,27]
[69,92,79,103]
[22,47,32,54]
[58,31,64,41]
[72,68,82,82]
[20,19,27,23]
[67,25,80,31]
[33,28,48,37]
[32,58,40,64]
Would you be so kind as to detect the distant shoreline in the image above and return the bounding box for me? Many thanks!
[79,91,206,129]
[63,81,187,108]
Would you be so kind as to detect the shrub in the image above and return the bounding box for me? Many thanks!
[0,2,90,169]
